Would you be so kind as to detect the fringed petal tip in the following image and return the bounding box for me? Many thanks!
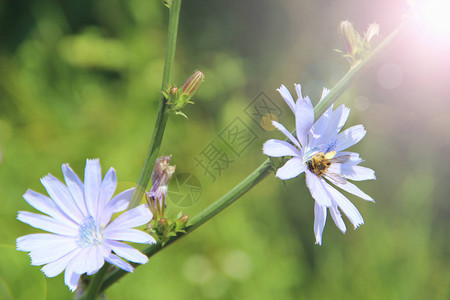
[353,221,364,230]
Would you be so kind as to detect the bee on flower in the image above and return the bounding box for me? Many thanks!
[263,84,375,245]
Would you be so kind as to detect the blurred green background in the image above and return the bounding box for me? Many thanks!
[1,0,449,299]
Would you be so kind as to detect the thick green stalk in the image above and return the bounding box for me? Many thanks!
[99,22,406,293]
[128,0,182,209]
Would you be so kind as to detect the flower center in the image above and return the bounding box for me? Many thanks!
[306,151,337,177]
[76,216,103,248]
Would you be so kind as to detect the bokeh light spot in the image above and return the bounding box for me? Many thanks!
[355,96,370,111]
[377,63,403,90]
[182,255,214,285]
[221,250,253,280]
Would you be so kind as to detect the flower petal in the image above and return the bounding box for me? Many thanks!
[329,204,346,234]
[104,229,156,244]
[62,164,88,216]
[329,163,376,181]
[100,188,134,226]
[323,182,364,228]
[98,167,117,219]
[105,253,134,272]
[294,83,303,100]
[277,84,295,112]
[346,166,376,181]
[335,151,361,162]
[40,248,81,278]
[334,125,366,152]
[105,240,148,264]
[275,157,306,180]
[310,104,333,144]
[314,203,327,245]
[272,121,302,149]
[316,105,347,150]
[295,96,314,147]
[263,139,301,157]
[336,105,351,133]
[22,190,74,224]
[24,235,78,265]
[17,233,62,251]
[64,261,81,292]
[17,211,78,236]
[319,87,330,102]
[305,171,332,207]
[332,180,374,202]
[70,246,104,275]
[40,175,84,223]
[105,204,152,232]
[84,159,102,218]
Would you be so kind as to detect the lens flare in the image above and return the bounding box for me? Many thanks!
[411,0,450,41]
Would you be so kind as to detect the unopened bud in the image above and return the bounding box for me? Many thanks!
[364,23,379,43]
[169,86,178,96]
[340,20,359,56]
[157,218,169,236]
[178,214,189,225]
[150,155,176,202]
[181,71,204,98]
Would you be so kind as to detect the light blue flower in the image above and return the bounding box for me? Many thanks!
[263,84,375,245]
[16,159,156,291]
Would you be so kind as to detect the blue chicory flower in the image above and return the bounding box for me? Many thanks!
[263,84,375,245]
[16,159,155,291]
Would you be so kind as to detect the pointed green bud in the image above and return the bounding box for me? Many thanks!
[176,214,189,231]
[364,23,380,43]
[338,20,380,65]
[181,70,204,99]
[178,214,189,224]
[157,218,170,236]
[340,20,359,56]
[168,71,205,117]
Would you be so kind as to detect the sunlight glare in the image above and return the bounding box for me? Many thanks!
[412,0,450,41]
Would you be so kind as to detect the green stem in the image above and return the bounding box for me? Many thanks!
[79,1,182,299]
[128,0,183,209]
[99,160,273,292]
[99,21,406,293]
[80,264,109,300]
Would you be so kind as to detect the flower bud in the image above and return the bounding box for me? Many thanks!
[178,214,189,224]
[340,20,359,56]
[169,86,178,96]
[174,214,189,232]
[181,70,204,99]
[364,23,379,43]
[150,155,176,202]
[157,218,169,236]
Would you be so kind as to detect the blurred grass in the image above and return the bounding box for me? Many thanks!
[0,0,449,299]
